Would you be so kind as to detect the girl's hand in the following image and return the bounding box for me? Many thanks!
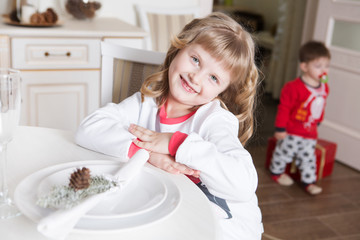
[274,131,287,140]
[129,124,172,154]
[149,152,200,178]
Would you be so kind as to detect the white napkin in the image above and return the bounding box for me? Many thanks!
[37,149,149,240]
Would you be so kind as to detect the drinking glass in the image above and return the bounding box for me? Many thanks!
[0,68,22,219]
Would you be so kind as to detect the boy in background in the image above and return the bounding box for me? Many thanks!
[269,41,331,195]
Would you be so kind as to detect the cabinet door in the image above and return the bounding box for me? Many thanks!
[20,70,100,131]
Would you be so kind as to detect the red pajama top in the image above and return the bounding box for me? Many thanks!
[275,77,329,139]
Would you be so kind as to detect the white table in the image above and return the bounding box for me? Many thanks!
[1,126,216,240]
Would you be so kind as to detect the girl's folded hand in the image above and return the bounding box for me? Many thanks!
[129,124,173,154]
[148,152,200,177]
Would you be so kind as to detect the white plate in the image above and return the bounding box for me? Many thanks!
[37,164,167,219]
[14,160,181,232]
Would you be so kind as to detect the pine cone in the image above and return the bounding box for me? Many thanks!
[69,167,91,191]
[43,8,58,24]
[30,12,46,24]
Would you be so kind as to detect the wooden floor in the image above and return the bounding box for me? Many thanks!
[246,94,360,240]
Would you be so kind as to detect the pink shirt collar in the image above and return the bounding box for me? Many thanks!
[159,105,196,124]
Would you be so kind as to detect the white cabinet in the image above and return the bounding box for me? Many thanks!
[18,70,99,131]
[11,38,101,131]
[2,17,147,132]
[11,38,101,69]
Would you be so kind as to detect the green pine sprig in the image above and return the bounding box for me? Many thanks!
[36,175,120,209]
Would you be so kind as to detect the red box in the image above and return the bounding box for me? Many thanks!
[265,137,337,180]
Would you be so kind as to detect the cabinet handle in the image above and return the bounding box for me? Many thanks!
[44,52,71,57]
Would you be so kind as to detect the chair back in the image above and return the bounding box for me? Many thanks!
[135,5,200,52]
[100,41,166,106]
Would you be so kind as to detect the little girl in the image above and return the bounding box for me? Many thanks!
[76,12,263,239]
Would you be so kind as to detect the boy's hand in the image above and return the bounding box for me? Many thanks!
[274,131,287,140]
[148,152,200,178]
[129,124,172,154]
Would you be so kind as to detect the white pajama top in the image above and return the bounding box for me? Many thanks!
[75,92,263,239]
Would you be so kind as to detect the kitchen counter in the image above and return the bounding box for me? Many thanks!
[0,17,147,132]
[0,17,147,38]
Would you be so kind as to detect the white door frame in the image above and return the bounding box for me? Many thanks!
[304,0,360,171]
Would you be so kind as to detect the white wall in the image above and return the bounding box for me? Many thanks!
[0,0,12,14]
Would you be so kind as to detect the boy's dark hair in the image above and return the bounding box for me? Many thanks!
[299,41,331,63]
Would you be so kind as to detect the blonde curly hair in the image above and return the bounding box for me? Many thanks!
[140,12,260,145]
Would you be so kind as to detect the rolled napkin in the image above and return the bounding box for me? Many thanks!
[37,149,149,239]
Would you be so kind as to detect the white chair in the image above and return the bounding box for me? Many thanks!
[135,5,200,52]
[100,41,166,106]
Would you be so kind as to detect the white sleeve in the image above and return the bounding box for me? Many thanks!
[75,93,142,158]
[175,112,258,202]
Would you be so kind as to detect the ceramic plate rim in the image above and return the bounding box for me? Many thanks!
[14,160,182,232]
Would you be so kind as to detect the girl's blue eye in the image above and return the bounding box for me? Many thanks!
[210,75,218,83]
[192,57,199,64]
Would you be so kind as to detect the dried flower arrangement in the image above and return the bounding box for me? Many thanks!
[65,0,101,20]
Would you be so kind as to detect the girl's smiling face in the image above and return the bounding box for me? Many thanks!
[167,44,231,111]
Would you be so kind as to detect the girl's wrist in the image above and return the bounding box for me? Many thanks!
[168,131,188,156]
[128,139,142,158]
